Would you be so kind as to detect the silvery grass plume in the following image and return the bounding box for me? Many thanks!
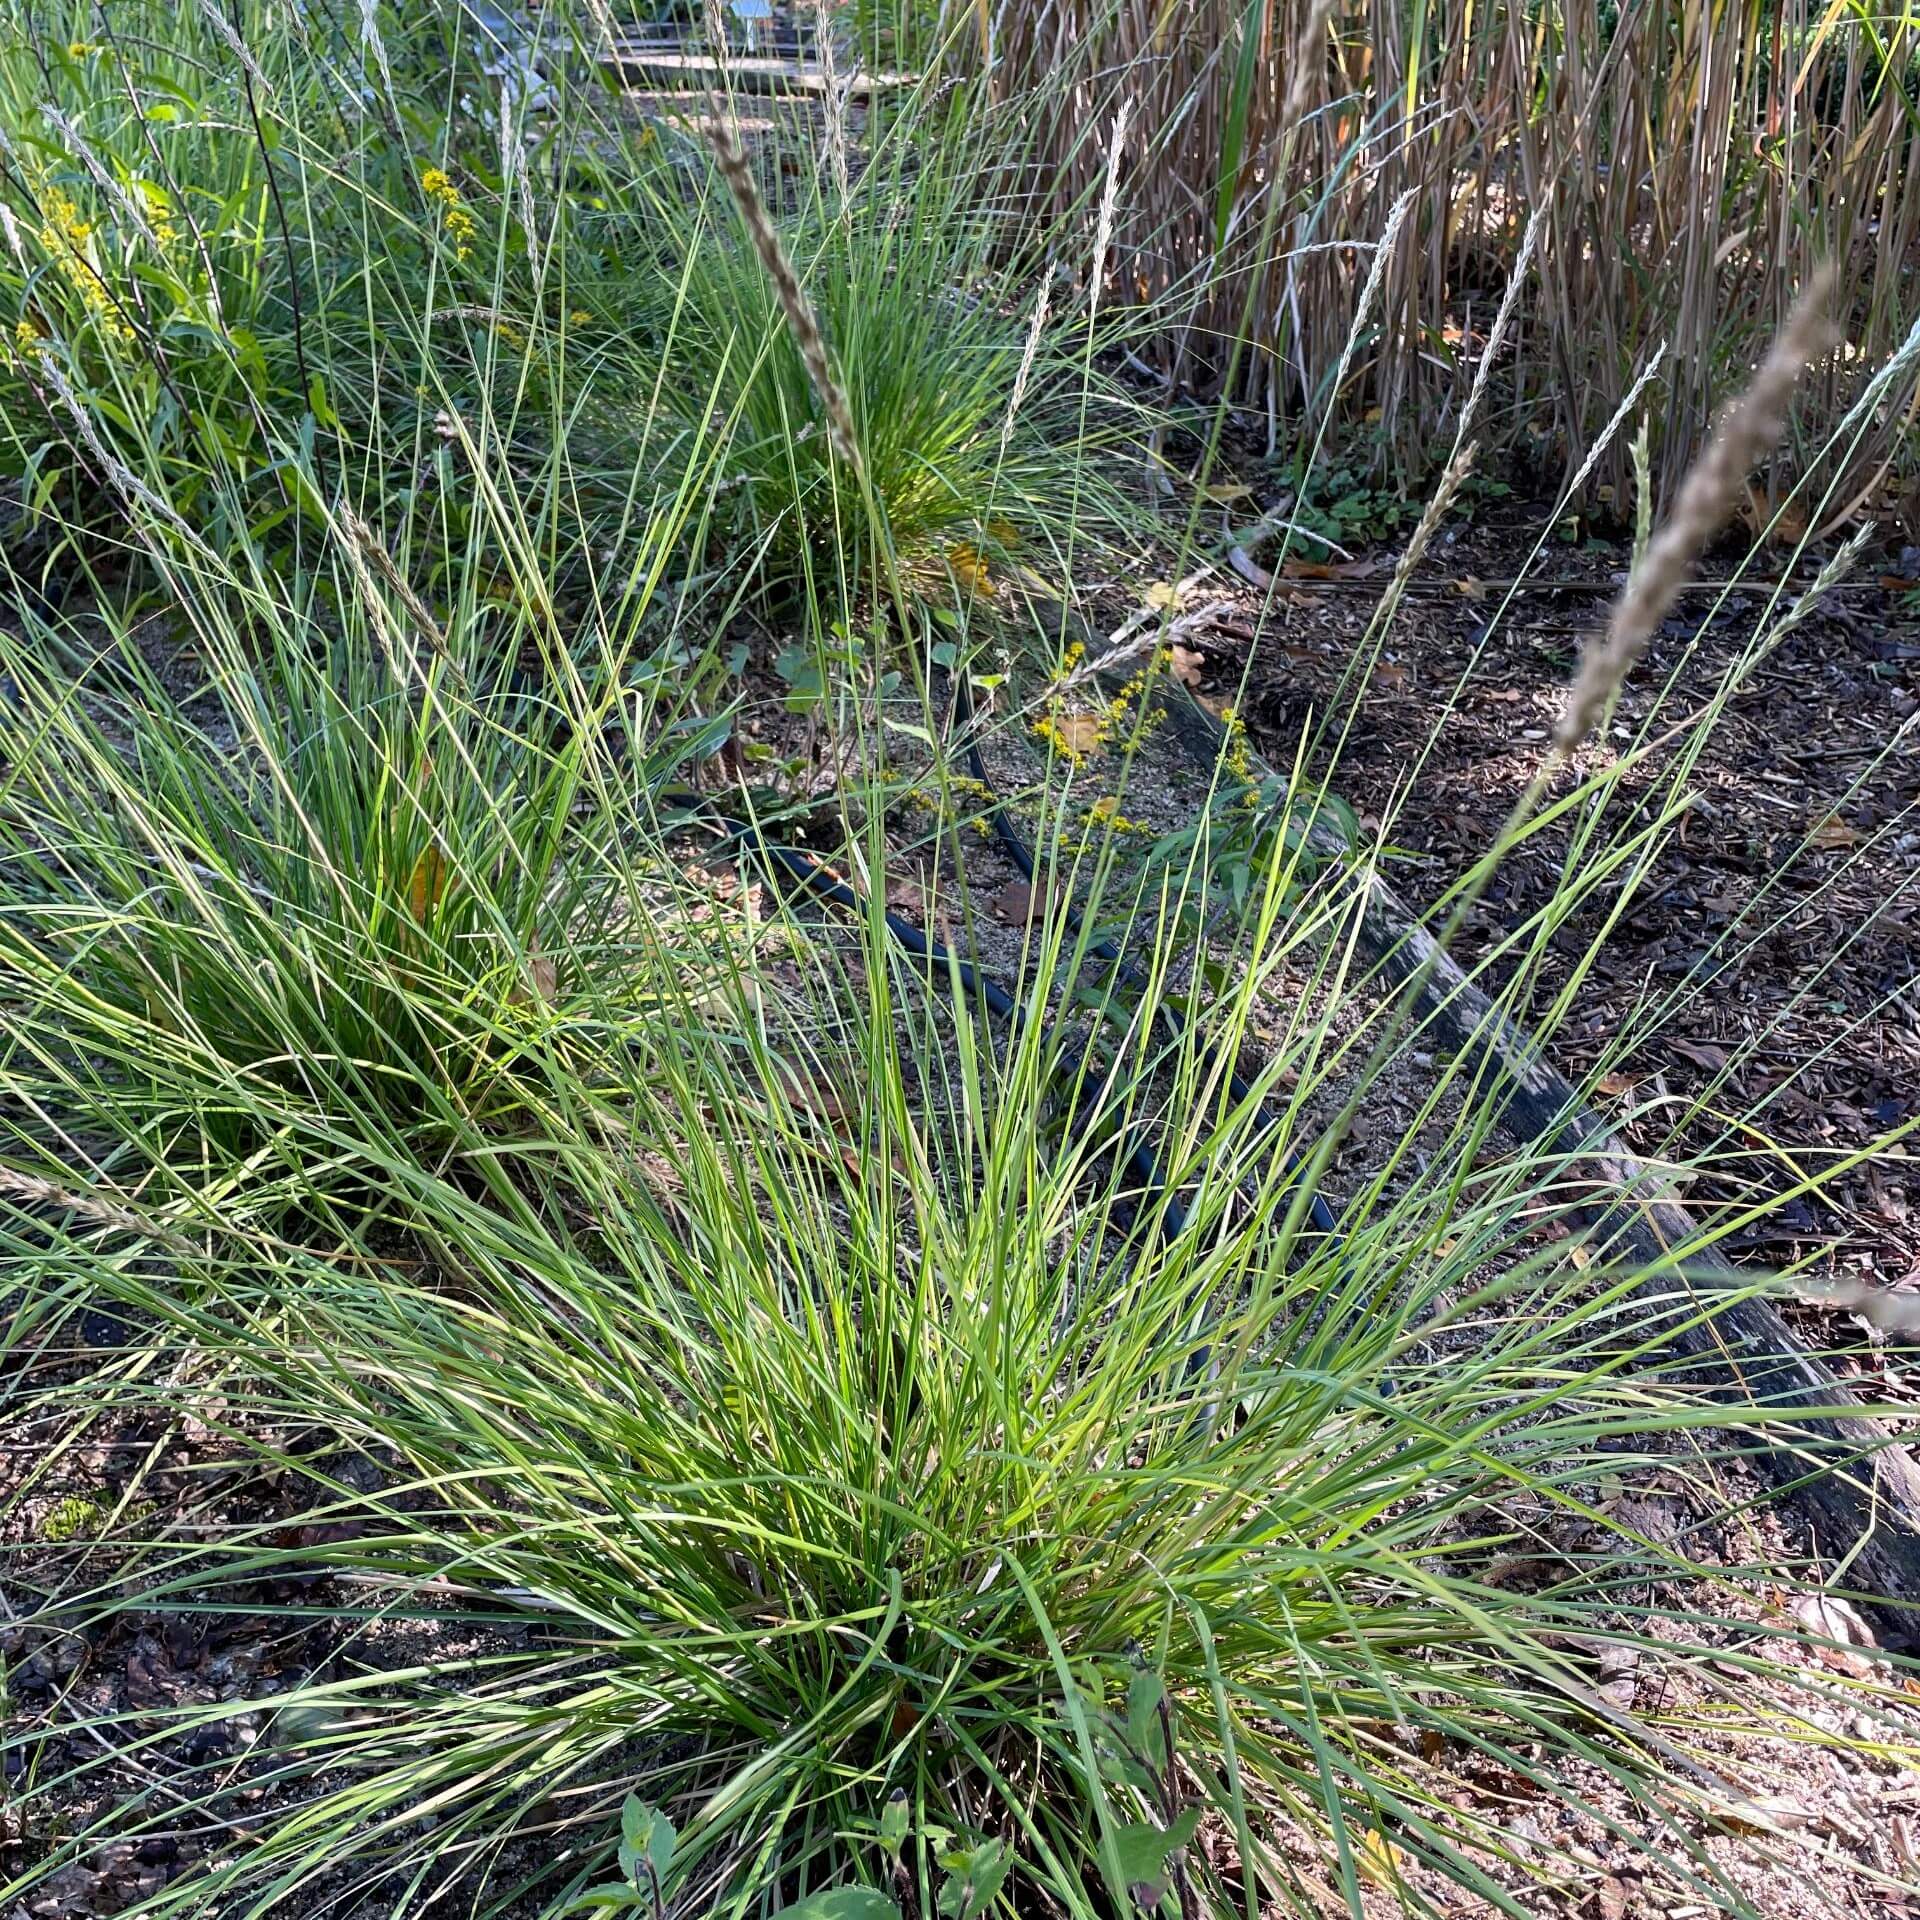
[813,0,850,209]
[1090,100,1134,302]
[706,107,861,469]
[1556,270,1839,754]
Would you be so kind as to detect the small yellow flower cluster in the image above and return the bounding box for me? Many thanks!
[12,317,43,357]
[1087,794,1150,835]
[37,183,132,343]
[1216,703,1260,803]
[1031,652,1166,767]
[67,40,99,57]
[137,179,178,252]
[896,774,994,835]
[422,166,477,262]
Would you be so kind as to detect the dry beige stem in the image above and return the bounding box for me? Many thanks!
[706,107,860,469]
[338,505,456,674]
[1556,270,1839,754]
[998,280,1051,462]
[1785,1277,1920,1339]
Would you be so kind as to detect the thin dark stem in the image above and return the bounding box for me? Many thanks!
[226,0,315,424]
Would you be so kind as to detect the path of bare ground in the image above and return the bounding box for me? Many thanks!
[1182,513,1920,1321]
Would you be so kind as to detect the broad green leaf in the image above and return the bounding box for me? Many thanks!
[617,1797,675,1883]
[764,1891,901,1920]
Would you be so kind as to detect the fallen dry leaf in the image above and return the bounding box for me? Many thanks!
[1793,1591,1880,1677]
[989,878,1047,926]
[1669,1036,1728,1072]
[1354,1830,1405,1886]
[1741,479,1809,546]
[1169,643,1205,689]
[1144,580,1181,611]
[1282,555,1375,581]
[1595,1071,1638,1098]
[774,1057,855,1125]
[946,542,995,598]
[1372,661,1409,689]
[508,952,559,1009]
[1455,575,1487,600]
[1201,479,1254,503]
[1595,1873,1637,1920]
[1809,813,1858,850]
[1051,713,1104,757]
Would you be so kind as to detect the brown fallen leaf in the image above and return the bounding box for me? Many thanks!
[885,874,926,918]
[1810,813,1858,849]
[1281,555,1375,581]
[1596,1642,1640,1708]
[1793,1591,1880,1677]
[1051,712,1104,757]
[1169,643,1205,689]
[1669,1036,1728,1072]
[773,1057,854,1125]
[1595,1872,1637,1920]
[1372,661,1409,689]
[989,878,1046,926]
[1742,479,1809,546]
[1454,575,1487,600]
[1595,1070,1638,1098]
[508,952,559,1009]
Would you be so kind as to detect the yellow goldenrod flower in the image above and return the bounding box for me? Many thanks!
[421,166,477,262]
[36,184,133,343]
[136,180,178,252]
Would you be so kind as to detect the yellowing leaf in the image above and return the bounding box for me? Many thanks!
[1202,480,1254,503]
[1144,580,1180,611]
[947,542,995,598]
[1355,1829,1405,1886]
[408,846,452,923]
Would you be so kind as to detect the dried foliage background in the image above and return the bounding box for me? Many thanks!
[978,0,1920,505]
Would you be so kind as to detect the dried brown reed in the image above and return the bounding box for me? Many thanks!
[978,0,1919,502]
